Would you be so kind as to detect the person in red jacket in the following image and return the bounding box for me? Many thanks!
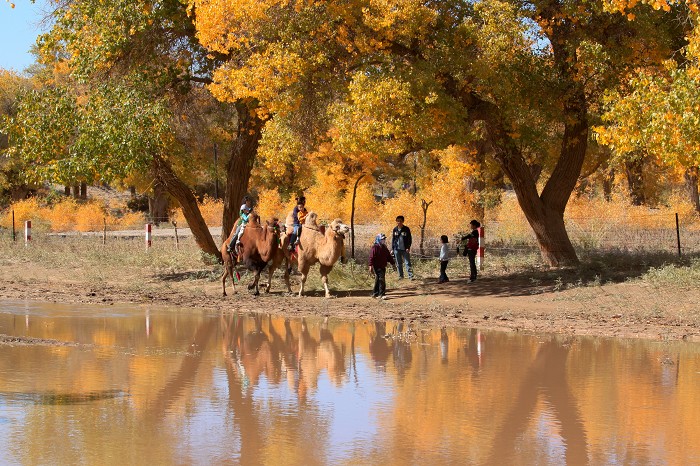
[369,233,396,299]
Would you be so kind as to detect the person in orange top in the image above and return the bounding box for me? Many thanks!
[288,196,308,250]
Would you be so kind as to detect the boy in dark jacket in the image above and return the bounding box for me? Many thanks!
[369,233,396,299]
[458,220,481,282]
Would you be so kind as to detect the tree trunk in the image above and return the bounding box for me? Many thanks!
[449,12,589,267]
[72,184,80,199]
[350,173,365,259]
[419,199,433,257]
[602,166,615,202]
[149,182,169,225]
[221,101,267,242]
[685,166,700,214]
[80,182,87,199]
[463,89,585,266]
[624,157,645,206]
[152,153,221,262]
[64,185,71,196]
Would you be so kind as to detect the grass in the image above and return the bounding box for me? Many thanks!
[1,232,699,297]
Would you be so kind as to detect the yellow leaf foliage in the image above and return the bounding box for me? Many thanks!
[74,202,107,232]
[1,197,149,233]
[304,182,345,221]
[256,188,286,221]
[341,182,379,224]
[44,198,79,232]
[172,196,223,227]
[0,198,46,230]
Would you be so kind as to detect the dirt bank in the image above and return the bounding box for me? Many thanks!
[2,267,698,342]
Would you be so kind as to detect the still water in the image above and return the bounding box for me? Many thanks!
[0,300,698,465]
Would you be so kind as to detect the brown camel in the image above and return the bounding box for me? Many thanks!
[220,213,282,296]
[296,212,350,298]
[265,232,293,294]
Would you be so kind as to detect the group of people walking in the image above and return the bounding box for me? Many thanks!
[368,216,482,299]
[228,194,481,300]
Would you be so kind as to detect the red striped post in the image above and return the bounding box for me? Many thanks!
[477,226,484,270]
[24,220,32,246]
[145,223,152,248]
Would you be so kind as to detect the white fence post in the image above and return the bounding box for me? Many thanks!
[145,223,152,248]
[477,226,484,270]
[24,220,31,246]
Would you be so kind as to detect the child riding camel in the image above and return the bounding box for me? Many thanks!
[288,196,308,251]
[227,195,254,255]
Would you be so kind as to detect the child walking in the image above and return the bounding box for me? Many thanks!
[369,233,396,299]
[438,235,450,283]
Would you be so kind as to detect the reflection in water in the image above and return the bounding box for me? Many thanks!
[1,300,699,465]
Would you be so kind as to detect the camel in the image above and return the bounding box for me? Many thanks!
[265,232,293,294]
[296,211,350,298]
[220,213,282,296]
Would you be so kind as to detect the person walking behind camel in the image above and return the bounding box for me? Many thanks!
[369,233,396,299]
[391,215,414,280]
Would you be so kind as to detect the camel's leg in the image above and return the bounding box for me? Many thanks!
[225,252,238,295]
[265,265,275,293]
[282,257,292,293]
[220,268,228,297]
[320,264,333,298]
[266,253,282,293]
[252,270,261,296]
[297,261,310,297]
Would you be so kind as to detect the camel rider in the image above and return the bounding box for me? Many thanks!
[288,196,308,251]
[227,196,253,254]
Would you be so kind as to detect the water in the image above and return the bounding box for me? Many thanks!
[1,300,698,465]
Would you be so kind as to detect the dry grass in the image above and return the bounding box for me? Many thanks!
[2,230,697,299]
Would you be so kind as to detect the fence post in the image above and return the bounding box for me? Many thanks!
[172,220,179,250]
[675,213,681,257]
[103,217,107,245]
[12,210,16,242]
[145,223,152,248]
[24,220,31,246]
[477,226,485,270]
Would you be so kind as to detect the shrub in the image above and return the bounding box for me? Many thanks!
[75,202,108,232]
[0,198,47,231]
[44,198,78,232]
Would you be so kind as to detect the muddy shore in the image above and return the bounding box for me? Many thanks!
[2,270,698,342]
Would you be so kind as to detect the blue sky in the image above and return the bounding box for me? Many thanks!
[0,0,48,72]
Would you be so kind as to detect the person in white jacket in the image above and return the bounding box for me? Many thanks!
[438,235,450,283]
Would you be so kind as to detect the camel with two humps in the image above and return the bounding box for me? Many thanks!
[220,213,284,296]
[296,212,350,298]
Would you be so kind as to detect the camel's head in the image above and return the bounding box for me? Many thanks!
[265,218,282,235]
[329,219,351,240]
[249,213,261,225]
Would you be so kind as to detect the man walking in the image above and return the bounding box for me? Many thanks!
[391,215,414,280]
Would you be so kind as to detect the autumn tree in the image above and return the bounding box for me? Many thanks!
[191,0,685,266]
[21,0,273,258]
[0,70,36,204]
[597,2,700,212]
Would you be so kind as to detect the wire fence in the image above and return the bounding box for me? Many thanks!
[2,211,699,260]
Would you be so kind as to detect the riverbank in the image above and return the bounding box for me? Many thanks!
[1,237,699,341]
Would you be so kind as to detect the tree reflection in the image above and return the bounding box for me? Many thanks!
[486,337,588,465]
